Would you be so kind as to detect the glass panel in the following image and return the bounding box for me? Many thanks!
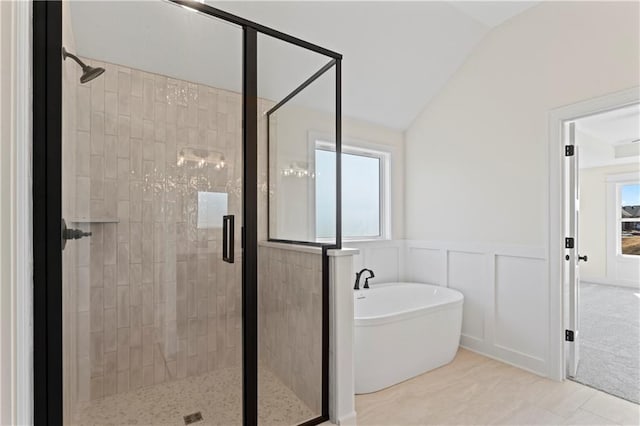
[197,191,228,229]
[62,1,243,423]
[621,183,640,218]
[621,222,640,255]
[263,40,336,244]
[316,151,381,238]
[620,183,640,255]
[257,32,334,425]
[315,149,336,239]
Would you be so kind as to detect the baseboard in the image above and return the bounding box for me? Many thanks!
[337,411,357,425]
[460,345,552,380]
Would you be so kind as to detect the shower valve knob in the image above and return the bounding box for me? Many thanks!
[64,228,92,240]
[62,219,92,250]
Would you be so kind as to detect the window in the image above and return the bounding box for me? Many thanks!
[620,183,640,256]
[605,173,640,283]
[314,141,389,240]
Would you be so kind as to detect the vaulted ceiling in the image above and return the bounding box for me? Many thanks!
[70,1,538,130]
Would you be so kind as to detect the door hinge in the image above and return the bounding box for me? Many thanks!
[565,145,575,156]
[565,329,575,342]
[565,237,574,249]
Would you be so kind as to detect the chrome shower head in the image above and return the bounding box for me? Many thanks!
[62,47,105,84]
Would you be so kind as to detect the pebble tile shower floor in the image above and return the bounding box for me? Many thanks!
[73,366,314,425]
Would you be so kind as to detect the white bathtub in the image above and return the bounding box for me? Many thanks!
[354,282,463,394]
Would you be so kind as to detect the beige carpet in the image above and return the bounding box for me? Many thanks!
[572,282,639,404]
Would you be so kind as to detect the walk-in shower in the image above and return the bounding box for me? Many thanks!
[33,1,341,425]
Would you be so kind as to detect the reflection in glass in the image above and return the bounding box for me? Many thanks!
[197,191,228,229]
[266,64,336,244]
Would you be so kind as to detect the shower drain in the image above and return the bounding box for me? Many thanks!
[183,412,203,424]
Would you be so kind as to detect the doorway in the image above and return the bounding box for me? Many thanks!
[563,102,640,404]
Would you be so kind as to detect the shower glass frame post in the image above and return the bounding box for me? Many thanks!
[33,2,63,423]
[32,1,342,425]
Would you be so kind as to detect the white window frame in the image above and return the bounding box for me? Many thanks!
[307,131,391,242]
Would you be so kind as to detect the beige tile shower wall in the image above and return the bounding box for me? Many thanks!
[257,246,323,415]
[72,58,244,401]
[62,1,79,418]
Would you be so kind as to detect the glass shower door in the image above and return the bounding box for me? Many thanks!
[60,1,244,423]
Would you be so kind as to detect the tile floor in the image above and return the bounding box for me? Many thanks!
[356,349,640,425]
[73,366,315,425]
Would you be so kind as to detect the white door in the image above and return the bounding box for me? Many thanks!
[566,122,581,378]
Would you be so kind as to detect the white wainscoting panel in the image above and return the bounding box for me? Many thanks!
[407,247,443,285]
[494,254,547,373]
[345,240,405,285]
[448,251,487,343]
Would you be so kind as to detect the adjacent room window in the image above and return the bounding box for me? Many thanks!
[620,183,640,256]
[315,142,388,240]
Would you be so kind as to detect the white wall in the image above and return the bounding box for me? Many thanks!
[405,1,640,245]
[404,1,639,378]
[579,163,640,282]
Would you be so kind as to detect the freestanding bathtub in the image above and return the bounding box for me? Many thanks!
[354,282,463,394]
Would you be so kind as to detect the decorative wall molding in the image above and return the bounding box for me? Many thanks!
[346,240,406,285]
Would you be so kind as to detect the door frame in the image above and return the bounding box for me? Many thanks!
[547,86,640,381]
[32,1,342,425]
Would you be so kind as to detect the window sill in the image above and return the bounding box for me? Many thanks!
[340,238,392,244]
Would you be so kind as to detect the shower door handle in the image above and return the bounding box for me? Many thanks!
[222,215,234,263]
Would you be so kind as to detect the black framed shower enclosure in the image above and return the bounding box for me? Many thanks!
[32,1,342,424]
